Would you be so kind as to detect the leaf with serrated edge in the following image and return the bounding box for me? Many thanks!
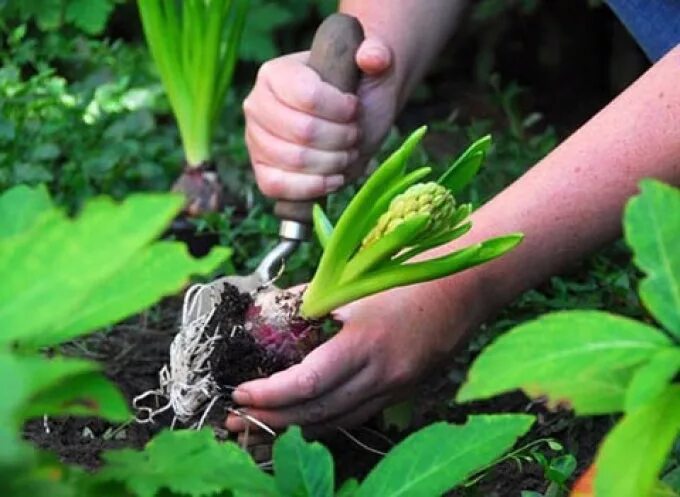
[458,311,671,414]
[624,180,680,338]
[0,184,53,240]
[625,348,680,412]
[274,426,333,497]
[28,242,230,349]
[595,386,680,497]
[0,194,183,346]
[356,415,534,497]
[98,429,276,497]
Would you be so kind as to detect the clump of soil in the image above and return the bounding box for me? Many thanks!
[209,283,295,388]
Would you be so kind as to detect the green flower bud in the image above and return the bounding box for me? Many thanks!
[361,182,456,249]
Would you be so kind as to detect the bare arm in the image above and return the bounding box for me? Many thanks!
[227,46,680,434]
[433,44,680,333]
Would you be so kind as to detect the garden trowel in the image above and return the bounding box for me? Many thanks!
[188,13,364,319]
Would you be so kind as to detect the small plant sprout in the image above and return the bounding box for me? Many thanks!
[139,126,523,426]
[137,0,248,214]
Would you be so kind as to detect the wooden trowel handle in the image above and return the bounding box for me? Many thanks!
[273,13,364,225]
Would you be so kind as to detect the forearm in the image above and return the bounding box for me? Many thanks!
[339,0,467,106]
[432,45,680,330]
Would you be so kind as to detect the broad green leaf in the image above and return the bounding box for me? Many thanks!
[28,242,230,349]
[0,184,52,239]
[438,135,491,193]
[336,479,359,497]
[274,426,333,497]
[595,386,680,497]
[0,352,129,429]
[0,194,183,345]
[356,415,534,497]
[313,204,333,250]
[65,0,115,34]
[99,429,276,497]
[625,348,680,412]
[624,180,680,338]
[457,311,672,414]
[25,372,129,422]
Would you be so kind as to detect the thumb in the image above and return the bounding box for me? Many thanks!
[356,37,392,77]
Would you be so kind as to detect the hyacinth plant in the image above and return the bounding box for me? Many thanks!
[138,126,524,427]
[247,126,523,359]
[137,0,248,215]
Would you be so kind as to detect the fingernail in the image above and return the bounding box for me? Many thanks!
[349,149,360,164]
[232,388,252,405]
[325,174,345,193]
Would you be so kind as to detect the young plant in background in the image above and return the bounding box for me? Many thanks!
[457,180,680,497]
[137,0,248,216]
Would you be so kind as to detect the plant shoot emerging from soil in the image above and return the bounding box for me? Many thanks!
[137,0,248,215]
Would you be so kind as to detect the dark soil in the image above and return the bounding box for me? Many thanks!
[210,284,294,388]
[24,294,611,495]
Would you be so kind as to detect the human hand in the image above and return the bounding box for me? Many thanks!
[243,37,398,200]
[225,280,481,436]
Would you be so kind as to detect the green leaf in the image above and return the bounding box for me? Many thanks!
[625,348,680,412]
[624,180,680,338]
[546,454,577,485]
[664,466,680,491]
[0,184,53,240]
[457,311,673,414]
[336,478,359,497]
[313,204,333,250]
[240,2,294,61]
[438,135,492,193]
[24,372,129,422]
[98,429,276,497]
[382,400,414,432]
[595,386,680,497]
[0,352,129,428]
[274,426,333,497]
[0,193,183,346]
[341,215,429,283]
[652,482,680,497]
[28,242,230,349]
[356,415,534,497]
[65,0,115,35]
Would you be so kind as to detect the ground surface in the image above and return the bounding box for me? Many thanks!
[25,293,613,495]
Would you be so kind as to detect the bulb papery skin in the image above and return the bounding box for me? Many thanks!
[244,288,321,364]
[362,182,456,248]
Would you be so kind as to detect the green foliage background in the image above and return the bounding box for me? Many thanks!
[0,0,669,495]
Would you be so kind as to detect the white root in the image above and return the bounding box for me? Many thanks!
[133,281,228,426]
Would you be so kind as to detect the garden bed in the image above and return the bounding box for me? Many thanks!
[25,295,611,495]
